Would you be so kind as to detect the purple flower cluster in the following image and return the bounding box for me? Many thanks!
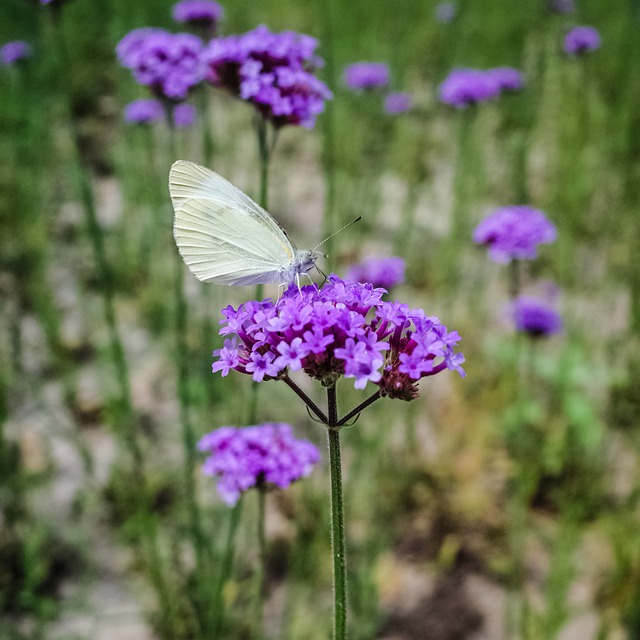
[384,92,412,115]
[173,102,197,127]
[212,276,465,400]
[343,62,390,91]
[473,205,557,263]
[563,26,601,55]
[439,66,524,108]
[0,41,31,66]
[116,28,205,101]
[123,98,164,125]
[198,423,320,505]
[202,25,332,128]
[512,296,562,337]
[345,257,406,289]
[548,0,575,14]
[172,0,223,27]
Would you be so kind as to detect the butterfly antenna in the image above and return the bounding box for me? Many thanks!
[312,216,362,253]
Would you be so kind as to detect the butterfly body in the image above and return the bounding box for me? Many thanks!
[169,160,318,287]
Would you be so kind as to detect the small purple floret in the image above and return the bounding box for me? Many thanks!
[343,62,390,91]
[473,205,557,263]
[172,0,223,26]
[173,102,197,127]
[436,2,457,23]
[0,41,31,65]
[198,423,321,505]
[384,92,412,115]
[439,66,525,108]
[123,99,164,124]
[211,275,465,400]
[512,296,562,337]
[564,26,601,55]
[345,257,406,289]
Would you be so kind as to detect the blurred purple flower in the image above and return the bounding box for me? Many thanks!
[198,423,321,505]
[436,2,457,23]
[512,296,562,337]
[384,92,412,114]
[345,257,406,289]
[548,0,575,13]
[172,0,223,27]
[123,98,164,124]
[212,275,465,400]
[486,66,524,92]
[173,102,197,127]
[473,205,557,263]
[0,41,31,65]
[439,68,501,108]
[343,62,390,91]
[116,28,205,101]
[202,25,332,128]
[564,26,601,55]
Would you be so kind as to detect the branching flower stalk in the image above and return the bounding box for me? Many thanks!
[211,277,465,637]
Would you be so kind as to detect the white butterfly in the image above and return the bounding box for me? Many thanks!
[169,160,318,287]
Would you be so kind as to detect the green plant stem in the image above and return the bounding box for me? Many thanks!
[509,259,522,300]
[253,486,267,639]
[213,499,244,637]
[327,383,347,640]
[281,374,328,423]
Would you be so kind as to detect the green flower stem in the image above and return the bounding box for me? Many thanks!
[509,259,522,300]
[213,499,244,637]
[281,375,329,424]
[327,383,347,640]
[253,486,267,639]
[337,390,382,427]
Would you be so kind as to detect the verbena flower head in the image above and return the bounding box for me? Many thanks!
[473,205,557,263]
[512,296,562,337]
[116,28,205,101]
[439,67,524,108]
[172,0,223,27]
[212,275,465,401]
[384,92,412,114]
[345,257,406,289]
[436,2,457,23]
[202,25,332,128]
[123,98,164,124]
[0,41,31,66]
[173,102,197,127]
[198,423,321,505]
[564,26,601,55]
[343,62,390,91]
[486,66,524,92]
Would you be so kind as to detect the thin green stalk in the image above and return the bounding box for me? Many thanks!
[252,486,267,639]
[327,383,347,640]
[213,499,244,637]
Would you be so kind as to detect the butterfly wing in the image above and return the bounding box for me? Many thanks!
[169,161,297,286]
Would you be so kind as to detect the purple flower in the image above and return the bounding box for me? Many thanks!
[116,28,205,101]
[212,275,464,399]
[564,26,601,55]
[123,98,164,125]
[436,2,457,23]
[0,41,31,66]
[173,102,197,127]
[473,205,557,263]
[512,296,562,337]
[202,25,332,128]
[486,67,524,92]
[198,423,321,505]
[172,0,223,27]
[384,92,412,114]
[345,257,406,289]
[439,66,524,108]
[343,62,390,91]
[548,0,575,13]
